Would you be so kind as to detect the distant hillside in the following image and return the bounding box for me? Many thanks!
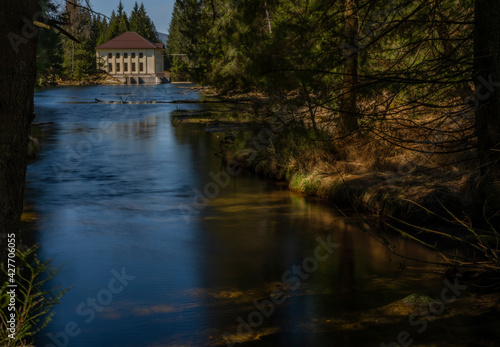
[158,32,168,46]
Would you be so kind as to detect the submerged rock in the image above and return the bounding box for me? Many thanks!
[376,293,435,317]
[27,136,40,158]
[402,293,435,307]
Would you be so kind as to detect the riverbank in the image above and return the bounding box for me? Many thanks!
[173,89,499,277]
[56,74,124,86]
[31,83,469,346]
[196,93,477,224]
[224,135,475,223]
[37,73,127,88]
[23,84,500,346]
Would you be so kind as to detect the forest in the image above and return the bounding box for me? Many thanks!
[167,1,499,213]
[165,0,500,269]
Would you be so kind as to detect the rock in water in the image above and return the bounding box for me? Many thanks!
[375,293,436,316]
[27,136,40,158]
[402,293,434,307]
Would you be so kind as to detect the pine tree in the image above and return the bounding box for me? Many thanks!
[104,9,120,42]
[166,0,210,80]
[129,2,141,33]
[116,0,129,33]
[474,0,500,209]
[339,0,360,135]
[137,3,159,42]
[36,0,63,86]
[61,0,97,80]
[0,0,41,242]
[103,1,160,42]
[104,2,130,41]
[95,16,108,46]
[166,1,185,72]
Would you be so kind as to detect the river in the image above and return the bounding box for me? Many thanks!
[24,84,462,346]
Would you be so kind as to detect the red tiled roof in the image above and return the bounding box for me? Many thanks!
[96,32,164,50]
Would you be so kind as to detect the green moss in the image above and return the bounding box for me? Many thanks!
[402,293,434,307]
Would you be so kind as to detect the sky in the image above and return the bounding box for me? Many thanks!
[86,0,175,34]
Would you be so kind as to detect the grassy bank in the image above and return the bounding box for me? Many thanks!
[221,117,500,276]
[221,113,477,224]
[130,87,490,229]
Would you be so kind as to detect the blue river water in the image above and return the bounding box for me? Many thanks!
[23,84,463,347]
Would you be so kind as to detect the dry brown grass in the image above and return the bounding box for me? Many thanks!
[224,94,480,222]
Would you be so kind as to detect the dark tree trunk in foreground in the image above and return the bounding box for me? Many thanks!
[474,0,500,208]
[0,1,40,254]
[339,0,359,136]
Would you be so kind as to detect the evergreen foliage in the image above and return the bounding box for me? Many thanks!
[0,246,68,347]
[130,3,160,42]
[60,0,97,80]
[36,0,63,86]
[166,0,475,133]
[167,0,500,223]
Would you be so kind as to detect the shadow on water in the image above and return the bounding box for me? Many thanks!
[20,84,498,347]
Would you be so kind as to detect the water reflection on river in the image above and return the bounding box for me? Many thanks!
[25,84,448,346]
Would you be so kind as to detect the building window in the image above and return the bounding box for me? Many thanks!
[132,52,136,59]
[108,53,112,59]
[124,53,128,59]
[132,63,136,72]
[116,53,120,58]
[139,52,143,59]
[116,63,120,72]
[124,63,128,72]
[139,62,144,72]
[108,63,112,72]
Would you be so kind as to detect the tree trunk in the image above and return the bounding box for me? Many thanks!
[0,1,40,260]
[339,0,359,136]
[474,0,500,208]
[264,0,272,34]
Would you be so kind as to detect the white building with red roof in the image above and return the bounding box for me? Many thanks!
[96,32,167,84]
